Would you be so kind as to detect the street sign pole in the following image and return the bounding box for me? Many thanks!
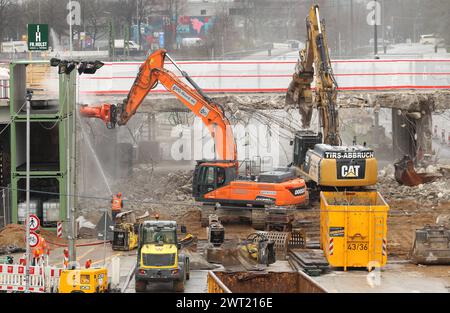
[25,91,31,293]
[69,0,73,56]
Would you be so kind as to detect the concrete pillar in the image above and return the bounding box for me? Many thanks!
[392,109,416,161]
[414,109,433,161]
[372,110,380,146]
[391,108,433,163]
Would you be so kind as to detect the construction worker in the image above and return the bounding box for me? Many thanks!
[111,192,123,222]
[63,248,69,269]
[31,235,48,266]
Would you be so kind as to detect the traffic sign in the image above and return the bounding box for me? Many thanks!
[28,214,40,231]
[27,24,49,51]
[28,232,40,248]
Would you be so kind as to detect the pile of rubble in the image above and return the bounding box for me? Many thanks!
[114,165,194,203]
[377,164,450,204]
[77,165,198,227]
[0,224,67,254]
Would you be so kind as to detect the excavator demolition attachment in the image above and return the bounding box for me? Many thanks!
[411,224,450,265]
[394,155,440,187]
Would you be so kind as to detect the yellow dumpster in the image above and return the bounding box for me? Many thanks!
[320,191,389,270]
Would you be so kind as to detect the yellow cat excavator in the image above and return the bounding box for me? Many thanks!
[287,4,378,192]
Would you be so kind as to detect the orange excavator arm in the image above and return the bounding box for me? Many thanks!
[79,49,237,161]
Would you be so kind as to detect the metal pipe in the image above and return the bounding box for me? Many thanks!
[166,53,212,102]
[315,6,322,34]
[71,72,78,265]
[25,96,30,293]
[66,76,76,267]
[69,0,73,56]
[207,271,232,293]
[103,208,107,266]
[2,189,5,227]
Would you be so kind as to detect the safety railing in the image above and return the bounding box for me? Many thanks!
[76,58,450,95]
[207,271,232,293]
[0,264,62,293]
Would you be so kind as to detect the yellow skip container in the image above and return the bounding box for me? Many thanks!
[320,191,389,270]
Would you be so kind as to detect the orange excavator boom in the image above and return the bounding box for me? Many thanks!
[79,49,237,161]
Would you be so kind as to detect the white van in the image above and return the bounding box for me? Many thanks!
[181,38,203,47]
[114,39,140,51]
[1,41,28,53]
[420,34,445,46]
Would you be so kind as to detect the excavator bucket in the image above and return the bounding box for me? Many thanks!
[394,155,439,186]
[411,225,450,265]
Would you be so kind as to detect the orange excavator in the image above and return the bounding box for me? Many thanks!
[80,49,308,229]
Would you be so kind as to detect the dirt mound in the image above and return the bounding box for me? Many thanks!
[0,224,67,252]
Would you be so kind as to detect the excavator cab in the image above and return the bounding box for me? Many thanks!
[292,130,322,167]
[192,161,237,199]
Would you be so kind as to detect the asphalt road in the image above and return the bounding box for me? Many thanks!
[11,241,209,293]
[122,268,208,293]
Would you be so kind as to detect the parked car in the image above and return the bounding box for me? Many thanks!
[114,39,140,52]
[419,34,445,46]
[1,41,28,53]
[285,39,303,49]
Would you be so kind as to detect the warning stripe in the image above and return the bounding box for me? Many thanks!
[329,238,334,256]
[382,239,387,256]
[57,222,63,238]
[0,285,43,292]
[0,264,61,276]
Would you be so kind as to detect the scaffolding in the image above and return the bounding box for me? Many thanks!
[9,60,75,224]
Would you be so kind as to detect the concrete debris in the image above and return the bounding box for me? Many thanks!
[131,90,450,113]
[77,166,197,228]
[109,166,195,216]
[76,216,96,229]
[436,214,450,227]
[379,164,395,178]
[377,171,450,204]
[78,227,98,239]
[0,244,24,255]
[425,165,438,174]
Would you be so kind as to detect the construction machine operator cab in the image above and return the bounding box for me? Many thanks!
[291,130,322,168]
[192,161,237,199]
[139,221,178,247]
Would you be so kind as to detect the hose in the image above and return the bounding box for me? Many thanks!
[46,240,111,248]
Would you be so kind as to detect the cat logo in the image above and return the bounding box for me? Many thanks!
[337,159,366,179]
[341,165,360,178]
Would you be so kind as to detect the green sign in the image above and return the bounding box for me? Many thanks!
[27,24,49,51]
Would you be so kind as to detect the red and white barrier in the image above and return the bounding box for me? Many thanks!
[0,264,62,293]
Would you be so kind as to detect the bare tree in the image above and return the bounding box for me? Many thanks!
[161,0,186,50]
[0,0,12,50]
[205,2,236,57]
[84,0,107,48]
